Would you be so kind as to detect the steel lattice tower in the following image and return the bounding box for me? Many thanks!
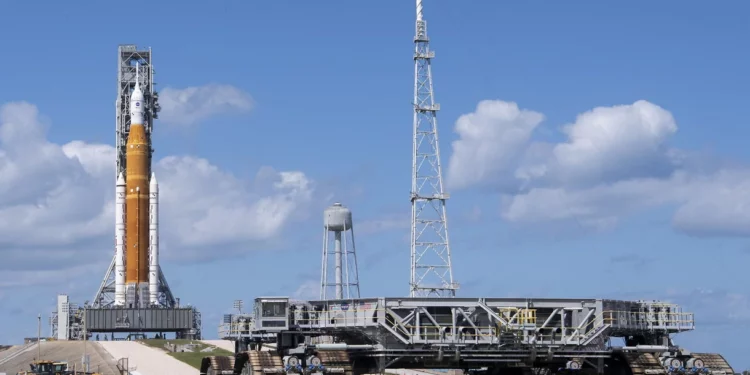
[409,0,458,297]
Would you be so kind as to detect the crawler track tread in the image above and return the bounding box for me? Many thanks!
[317,350,354,375]
[621,352,734,375]
[241,351,285,375]
[622,353,667,375]
[692,353,734,375]
[233,350,353,375]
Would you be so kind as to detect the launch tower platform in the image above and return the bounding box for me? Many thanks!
[208,296,733,375]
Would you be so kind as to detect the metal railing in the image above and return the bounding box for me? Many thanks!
[218,306,694,343]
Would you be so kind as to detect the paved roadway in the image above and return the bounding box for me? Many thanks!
[200,339,234,352]
[99,341,198,375]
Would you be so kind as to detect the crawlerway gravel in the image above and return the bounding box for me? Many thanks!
[99,341,198,375]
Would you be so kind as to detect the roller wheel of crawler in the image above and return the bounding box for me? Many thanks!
[691,353,734,374]
[620,352,735,375]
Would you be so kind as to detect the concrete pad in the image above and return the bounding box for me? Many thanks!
[0,341,119,375]
[0,344,32,366]
[99,341,198,375]
[200,340,234,352]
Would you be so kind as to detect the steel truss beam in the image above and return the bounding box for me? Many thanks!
[273,297,694,352]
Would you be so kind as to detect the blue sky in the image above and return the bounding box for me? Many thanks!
[1,0,749,370]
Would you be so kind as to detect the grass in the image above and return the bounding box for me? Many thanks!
[138,339,234,369]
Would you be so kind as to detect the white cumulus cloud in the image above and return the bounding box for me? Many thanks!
[549,100,680,186]
[447,99,750,237]
[156,158,313,251]
[447,100,545,190]
[158,83,254,126]
[0,101,313,290]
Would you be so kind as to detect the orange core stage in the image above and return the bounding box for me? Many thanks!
[125,122,151,284]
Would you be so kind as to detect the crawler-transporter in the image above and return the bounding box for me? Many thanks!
[200,297,734,375]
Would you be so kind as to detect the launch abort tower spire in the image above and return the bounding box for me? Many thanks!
[92,44,175,309]
[409,0,458,298]
[116,45,159,177]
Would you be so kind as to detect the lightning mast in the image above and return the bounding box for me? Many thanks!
[410,0,458,297]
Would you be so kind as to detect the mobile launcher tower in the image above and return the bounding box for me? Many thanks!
[50,45,201,341]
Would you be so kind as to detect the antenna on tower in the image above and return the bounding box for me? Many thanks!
[410,0,458,297]
[321,202,361,300]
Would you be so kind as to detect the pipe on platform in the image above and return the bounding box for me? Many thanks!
[613,345,670,352]
[313,344,375,351]
[335,231,342,299]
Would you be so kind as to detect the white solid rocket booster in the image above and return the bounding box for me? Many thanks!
[148,172,159,305]
[114,172,126,306]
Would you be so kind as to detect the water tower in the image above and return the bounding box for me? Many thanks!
[320,202,361,300]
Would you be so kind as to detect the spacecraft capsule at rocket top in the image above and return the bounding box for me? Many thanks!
[130,63,145,125]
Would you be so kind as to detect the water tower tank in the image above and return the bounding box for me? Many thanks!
[324,202,353,231]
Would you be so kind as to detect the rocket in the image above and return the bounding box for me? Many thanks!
[114,64,160,308]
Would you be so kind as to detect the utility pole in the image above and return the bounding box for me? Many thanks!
[37,313,41,360]
[83,308,89,372]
